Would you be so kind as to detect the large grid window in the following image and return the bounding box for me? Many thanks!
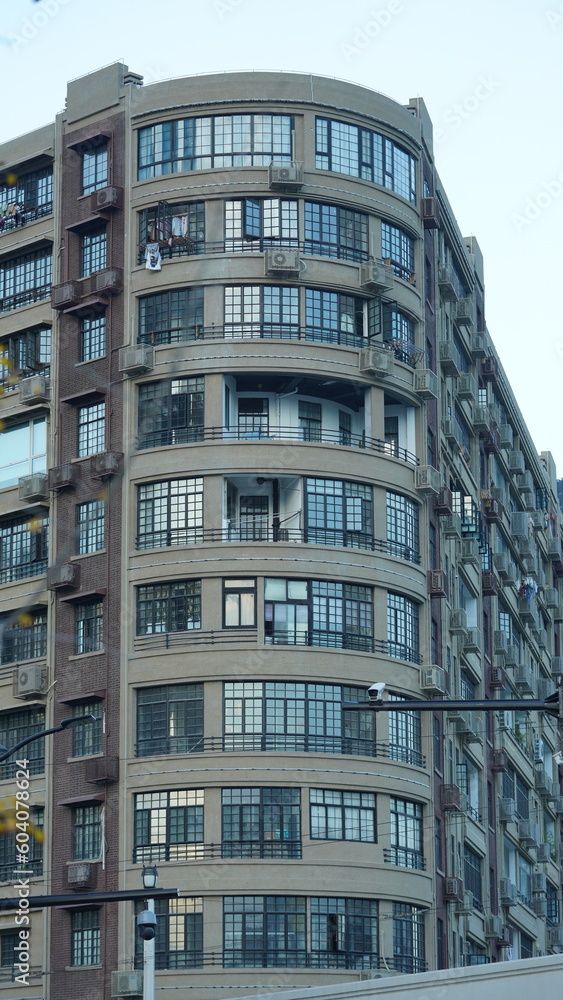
[223,681,375,756]
[77,500,105,555]
[81,226,107,276]
[0,608,47,664]
[392,903,426,973]
[0,325,50,392]
[81,315,106,362]
[225,198,298,249]
[386,492,420,562]
[0,167,53,224]
[72,701,103,758]
[264,578,373,651]
[0,249,52,313]
[75,601,103,655]
[136,683,203,757]
[0,513,48,584]
[0,417,46,489]
[0,932,16,968]
[310,789,375,842]
[463,844,482,909]
[71,910,100,966]
[310,897,378,969]
[387,693,423,767]
[305,289,365,347]
[305,478,373,549]
[315,118,416,202]
[0,708,45,778]
[72,804,101,860]
[78,402,105,457]
[138,377,204,449]
[0,807,43,881]
[224,286,299,339]
[387,593,419,662]
[137,479,203,549]
[388,798,424,869]
[138,115,293,178]
[138,201,205,261]
[223,896,306,968]
[138,289,204,345]
[136,898,203,970]
[82,143,108,194]
[134,790,204,862]
[222,788,301,858]
[381,223,415,281]
[136,581,201,635]
[503,767,529,820]
[304,202,369,261]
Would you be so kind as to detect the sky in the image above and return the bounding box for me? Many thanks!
[1,0,562,471]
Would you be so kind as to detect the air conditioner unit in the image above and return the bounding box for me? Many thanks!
[427,571,447,597]
[529,510,544,532]
[441,513,461,538]
[532,896,548,917]
[491,749,508,772]
[492,553,509,580]
[473,405,490,431]
[544,587,559,609]
[551,656,563,676]
[91,185,122,212]
[67,862,96,889]
[518,598,538,627]
[482,571,499,596]
[111,971,144,998]
[499,424,513,449]
[498,925,512,946]
[258,243,302,277]
[482,356,499,381]
[18,473,49,503]
[504,645,519,667]
[94,268,123,294]
[14,664,45,699]
[493,630,508,655]
[536,843,551,863]
[457,710,483,744]
[509,451,525,475]
[490,487,506,507]
[456,890,474,915]
[48,464,78,491]
[421,197,439,228]
[118,345,155,377]
[268,161,304,189]
[483,498,502,524]
[434,488,453,515]
[454,298,476,328]
[90,451,123,480]
[518,819,540,848]
[471,332,487,359]
[531,872,547,894]
[515,665,535,694]
[415,466,440,496]
[437,266,458,301]
[414,369,438,400]
[547,926,563,950]
[420,666,446,694]
[510,510,529,538]
[444,876,464,901]
[450,608,468,634]
[359,261,393,293]
[438,341,460,377]
[499,798,517,823]
[461,539,480,565]
[488,666,505,690]
[457,374,476,401]
[519,470,535,497]
[19,375,49,405]
[548,539,563,565]
[84,756,119,784]
[555,797,563,815]
[47,563,79,591]
[440,784,464,811]
[463,628,481,653]
[484,915,503,938]
[499,877,518,906]
[359,346,393,377]
[52,279,80,309]
[534,770,554,798]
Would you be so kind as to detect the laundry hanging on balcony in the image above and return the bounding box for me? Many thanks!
[145,242,162,271]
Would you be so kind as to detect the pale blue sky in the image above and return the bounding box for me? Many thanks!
[1,0,562,469]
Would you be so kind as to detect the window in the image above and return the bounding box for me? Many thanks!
[71,909,100,966]
[81,226,106,276]
[0,416,46,488]
[387,693,423,766]
[388,798,424,869]
[0,248,52,312]
[222,788,300,858]
[223,681,375,756]
[305,478,373,549]
[134,790,204,862]
[0,325,50,392]
[136,580,201,635]
[136,898,203,970]
[463,845,482,909]
[138,288,204,345]
[224,286,299,339]
[311,897,378,969]
[520,932,534,960]
[72,701,103,757]
[75,601,103,655]
[137,479,203,549]
[305,289,365,347]
[138,377,204,449]
[0,708,45,778]
[0,166,53,224]
[0,513,48,584]
[0,931,17,968]
[304,202,369,261]
[138,114,293,178]
[310,789,375,842]
[0,608,47,664]
[298,400,322,441]
[315,118,416,202]
[81,315,106,361]
[223,579,257,628]
[78,401,105,457]
[223,896,306,967]
[381,223,415,281]
[136,683,203,757]
[264,578,373,651]
[0,807,43,881]
[82,142,108,194]
[238,397,268,436]
[503,767,529,819]
[77,500,105,554]
[370,303,417,366]
[392,903,426,973]
[72,804,101,860]
[138,201,205,261]
[225,198,298,249]
[547,882,559,926]
[386,492,419,562]
[387,593,419,662]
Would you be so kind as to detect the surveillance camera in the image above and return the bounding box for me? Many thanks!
[137,909,157,941]
[367,682,386,701]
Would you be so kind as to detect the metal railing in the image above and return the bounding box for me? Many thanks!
[383,847,426,870]
[140,324,365,347]
[0,284,51,313]
[134,628,257,652]
[134,841,302,862]
[137,237,370,266]
[0,203,53,232]
[265,629,374,652]
[0,363,50,394]
[133,950,427,973]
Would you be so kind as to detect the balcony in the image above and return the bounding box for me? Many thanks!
[0,201,53,232]
[136,237,370,267]
[383,847,425,870]
[0,283,51,313]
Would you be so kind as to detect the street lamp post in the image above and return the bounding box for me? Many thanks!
[0,714,96,763]
[140,865,158,1000]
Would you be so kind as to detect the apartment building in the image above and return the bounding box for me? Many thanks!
[0,61,562,1000]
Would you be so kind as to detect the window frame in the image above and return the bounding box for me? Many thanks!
[223,578,257,628]
[75,601,104,655]
[71,909,101,966]
[77,401,106,457]
[80,225,107,277]
[310,788,376,843]
[136,683,204,758]
[77,499,105,555]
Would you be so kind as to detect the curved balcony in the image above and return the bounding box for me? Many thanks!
[137,237,370,267]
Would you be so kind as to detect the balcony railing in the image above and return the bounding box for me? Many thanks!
[383,847,426,870]
[137,237,370,267]
[0,363,50,394]
[133,949,427,973]
[0,283,51,313]
[134,628,257,652]
[139,324,366,348]
[134,841,302,862]
[265,629,374,652]
[0,203,53,232]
